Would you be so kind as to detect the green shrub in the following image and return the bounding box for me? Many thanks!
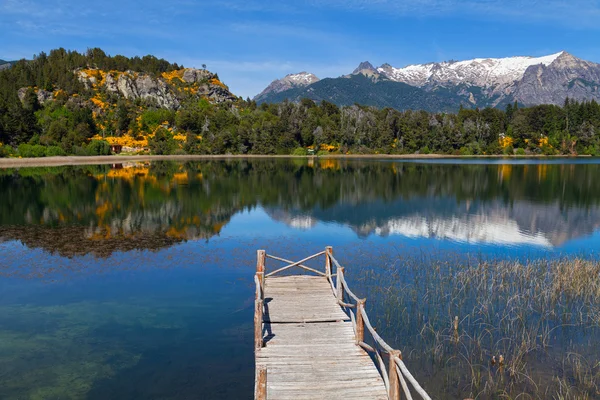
[316,150,329,156]
[582,145,599,156]
[72,146,89,156]
[459,146,473,156]
[515,148,526,156]
[45,146,66,157]
[292,147,308,156]
[18,144,46,158]
[86,140,112,156]
[503,145,514,155]
[149,127,176,155]
[0,144,13,158]
[419,146,431,155]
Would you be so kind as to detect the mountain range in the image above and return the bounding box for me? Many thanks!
[255,51,600,111]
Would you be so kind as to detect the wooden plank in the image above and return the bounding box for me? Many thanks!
[256,275,388,399]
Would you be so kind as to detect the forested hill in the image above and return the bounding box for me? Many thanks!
[1,48,600,158]
[0,48,237,155]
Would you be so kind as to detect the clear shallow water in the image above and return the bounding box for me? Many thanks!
[1,158,600,399]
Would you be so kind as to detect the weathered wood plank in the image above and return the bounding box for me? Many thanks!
[256,275,388,399]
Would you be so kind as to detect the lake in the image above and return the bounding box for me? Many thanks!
[1,158,599,399]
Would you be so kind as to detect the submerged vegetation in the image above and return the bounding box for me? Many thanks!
[353,253,600,399]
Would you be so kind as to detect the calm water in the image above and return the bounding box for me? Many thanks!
[1,158,599,399]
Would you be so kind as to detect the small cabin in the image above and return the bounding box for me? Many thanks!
[110,144,123,154]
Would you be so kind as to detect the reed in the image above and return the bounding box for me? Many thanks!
[346,251,600,400]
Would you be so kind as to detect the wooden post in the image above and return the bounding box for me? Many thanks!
[257,271,264,300]
[325,246,333,279]
[255,272,264,351]
[255,365,267,400]
[336,267,345,301]
[356,298,366,344]
[389,350,401,400]
[257,250,266,273]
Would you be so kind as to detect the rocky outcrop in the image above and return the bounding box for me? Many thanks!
[513,52,600,105]
[116,73,180,108]
[182,68,213,83]
[74,68,236,109]
[17,88,54,104]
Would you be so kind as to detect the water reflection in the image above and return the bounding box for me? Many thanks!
[2,159,600,256]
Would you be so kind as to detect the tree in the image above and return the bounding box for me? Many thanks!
[149,127,177,155]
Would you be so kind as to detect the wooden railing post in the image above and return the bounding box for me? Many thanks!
[255,365,267,400]
[325,246,333,279]
[255,273,264,351]
[257,250,266,298]
[336,267,345,301]
[356,298,366,344]
[257,271,264,300]
[389,350,401,400]
[257,250,266,274]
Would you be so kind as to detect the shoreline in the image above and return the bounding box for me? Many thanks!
[0,153,592,168]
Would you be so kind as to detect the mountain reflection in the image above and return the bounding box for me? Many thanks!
[1,159,600,256]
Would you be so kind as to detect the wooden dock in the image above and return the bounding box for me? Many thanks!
[253,248,431,400]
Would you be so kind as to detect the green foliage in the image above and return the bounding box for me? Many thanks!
[292,147,308,156]
[0,144,13,157]
[149,127,176,155]
[139,109,175,131]
[18,144,46,158]
[45,146,66,157]
[86,140,111,156]
[515,148,526,156]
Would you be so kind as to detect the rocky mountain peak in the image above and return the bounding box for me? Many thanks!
[353,61,377,74]
[254,72,319,101]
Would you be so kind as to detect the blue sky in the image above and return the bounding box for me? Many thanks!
[1,0,600,98]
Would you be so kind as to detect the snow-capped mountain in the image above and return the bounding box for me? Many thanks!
[376,51,600,106]
[378,52,563,89]
[254,72,319,102]
[255,51,600,110]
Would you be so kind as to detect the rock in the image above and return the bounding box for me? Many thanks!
[36,90,53,104]
[113,73,179,108]
[116,74,139,99]
[182,68,213,83]
[17,87,27,102]
[17,87,53,104]
[104,73,119,93]
[514,52,600,105]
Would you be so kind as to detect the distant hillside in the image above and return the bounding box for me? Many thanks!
[0,59,16,70]
[257,74,466,113]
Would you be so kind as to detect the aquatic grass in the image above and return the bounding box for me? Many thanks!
[341,249,600,399]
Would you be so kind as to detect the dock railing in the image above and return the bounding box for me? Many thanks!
[254,246,432,400]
